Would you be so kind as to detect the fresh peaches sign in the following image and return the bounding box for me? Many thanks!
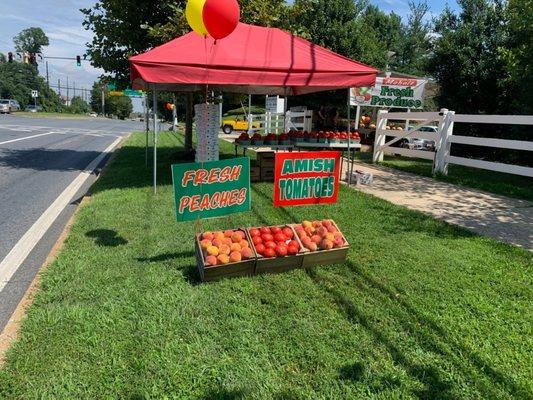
[171,157,251,222]
[273,151,341,207]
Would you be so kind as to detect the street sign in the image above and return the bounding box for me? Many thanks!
[171,157,251,222]
[123,89,144,98]
[31,90,39,98]
[274,151,341,207]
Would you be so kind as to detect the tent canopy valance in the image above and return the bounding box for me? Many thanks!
[130,23,377,95]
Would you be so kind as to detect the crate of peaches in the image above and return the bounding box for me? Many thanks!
[292,220,349,268]
[247,225,306,275]
[195,229,256,282]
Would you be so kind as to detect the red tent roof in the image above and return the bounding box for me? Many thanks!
[130,23,377,95]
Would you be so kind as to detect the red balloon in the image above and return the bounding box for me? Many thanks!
[202,0,240,40]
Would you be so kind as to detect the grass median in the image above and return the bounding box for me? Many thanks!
[0,132,531,399]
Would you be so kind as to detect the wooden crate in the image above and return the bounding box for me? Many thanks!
[258,152,275,168]
[250,166,261,182]
[260,167,275,182]
[195,230,257,282]
[248,225,306,275]
[291,221,349,268]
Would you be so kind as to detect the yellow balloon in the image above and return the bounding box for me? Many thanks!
[186,0,208,36]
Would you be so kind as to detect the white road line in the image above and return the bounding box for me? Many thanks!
[0,136,123,293]
[0,132,57,145]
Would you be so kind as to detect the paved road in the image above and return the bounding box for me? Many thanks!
[0,115,141,332]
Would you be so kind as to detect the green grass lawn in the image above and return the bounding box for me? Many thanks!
[0,132,531,399]
[355,152,533,201]
[16,111,94,119]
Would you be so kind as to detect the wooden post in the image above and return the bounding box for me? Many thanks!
[372,110,388,163]
[433,108,455,175]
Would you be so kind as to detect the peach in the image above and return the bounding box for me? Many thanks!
[320,239,334,250]
[327,224,337,233]
[219,244,231,255]
[322,219,332,227]
[231,231,244,243]
[311,235,322,244]
[316,226,328,236]
[333,237,344,248]
[217,254,230,264]
[213,231,225,241]
[205,255,218,266]
[200,239,212,250]
[212,238,223,248]
[230,243,242,252]
[223,237,233,246]
[324,233,335,241]
[302,220,313,229]
[333,232,343,239]
[206,246,219,257]
[229,251,242,263]
[202,231,214,241]
[239,240,249,248]
[304,226,315,236]
[224,230,234,238]
[307,242,318,252]
[313,221,322,228]
[301,236,312,247]
[241,247,253,259]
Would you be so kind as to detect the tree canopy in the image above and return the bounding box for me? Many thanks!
[13,27,49,54]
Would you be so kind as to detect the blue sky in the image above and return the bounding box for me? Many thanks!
[0,0,460,91]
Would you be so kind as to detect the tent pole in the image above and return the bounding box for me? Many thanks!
[353,104,362,185]
[145,92,149,167]
[347,89,351,186]
[152,86,158,194]
[247,94,253,135]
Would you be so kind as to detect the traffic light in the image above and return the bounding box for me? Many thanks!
[8,52,13,63]
[76,55,81,67]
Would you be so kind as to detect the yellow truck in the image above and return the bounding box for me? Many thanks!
[221,115,261,134]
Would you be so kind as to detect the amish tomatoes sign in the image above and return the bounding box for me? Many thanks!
[273,151,341,207]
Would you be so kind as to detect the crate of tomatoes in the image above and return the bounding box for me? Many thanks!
[247,225,306,275]
[292,219,349,268]
[195,229,257,282]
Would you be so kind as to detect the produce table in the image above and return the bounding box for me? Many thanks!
[234,143,294,156]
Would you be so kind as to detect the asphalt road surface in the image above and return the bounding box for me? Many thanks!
[0,115,142,332]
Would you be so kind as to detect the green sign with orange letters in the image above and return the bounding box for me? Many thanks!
[171,157,251,222]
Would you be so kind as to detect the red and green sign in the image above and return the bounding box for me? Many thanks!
[273,151,341,207]
[171,157,251,222]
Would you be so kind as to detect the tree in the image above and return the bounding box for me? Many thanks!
[108,95,133,119]
[90,81,106,114]
[503,0,533,113]
[69,96,90,114]
[429,0,509,114]
[13,27,49,54]
[0,53,6,63]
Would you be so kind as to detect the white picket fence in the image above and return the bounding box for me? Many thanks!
[248,110,313,134]
[373,109,533,177]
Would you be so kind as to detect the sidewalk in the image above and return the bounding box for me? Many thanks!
[344,161,532,251]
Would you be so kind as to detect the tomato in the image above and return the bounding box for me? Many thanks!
[260,227,271,235]
[255,243,266,255]
[288,240,299,248]
[282,227,294,239]
[252,236,262,245]
[249,228,260,237]
[274,233,286,243]
[287,245,299,255]
[263,247,276,258]
[261,233,274,242]
[275,244,288,257]
[265,241,277,249]
[270,226,282,234]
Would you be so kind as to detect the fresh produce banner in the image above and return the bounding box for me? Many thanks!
[350,77,427,109]
[171,157,251,222]
[274,151,341,207]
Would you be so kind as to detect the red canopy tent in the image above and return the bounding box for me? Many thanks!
[130,23,377,95]
[129,23,378,192]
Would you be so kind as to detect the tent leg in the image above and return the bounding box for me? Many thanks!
[145,92,149,167]
[352,105,361,184]
[153,87,158,194]
[347,89,351,186]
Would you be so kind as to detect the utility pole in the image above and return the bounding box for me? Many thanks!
[101,86,105,117]
[46,61,49,86]
[73,81,76,98]
[66,76,69,105]
[58,78,61,99]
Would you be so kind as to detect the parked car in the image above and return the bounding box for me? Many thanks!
[89,112,98,117]
[221,115,261,134]
[24,105,42,113]
[0,99,20,114]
